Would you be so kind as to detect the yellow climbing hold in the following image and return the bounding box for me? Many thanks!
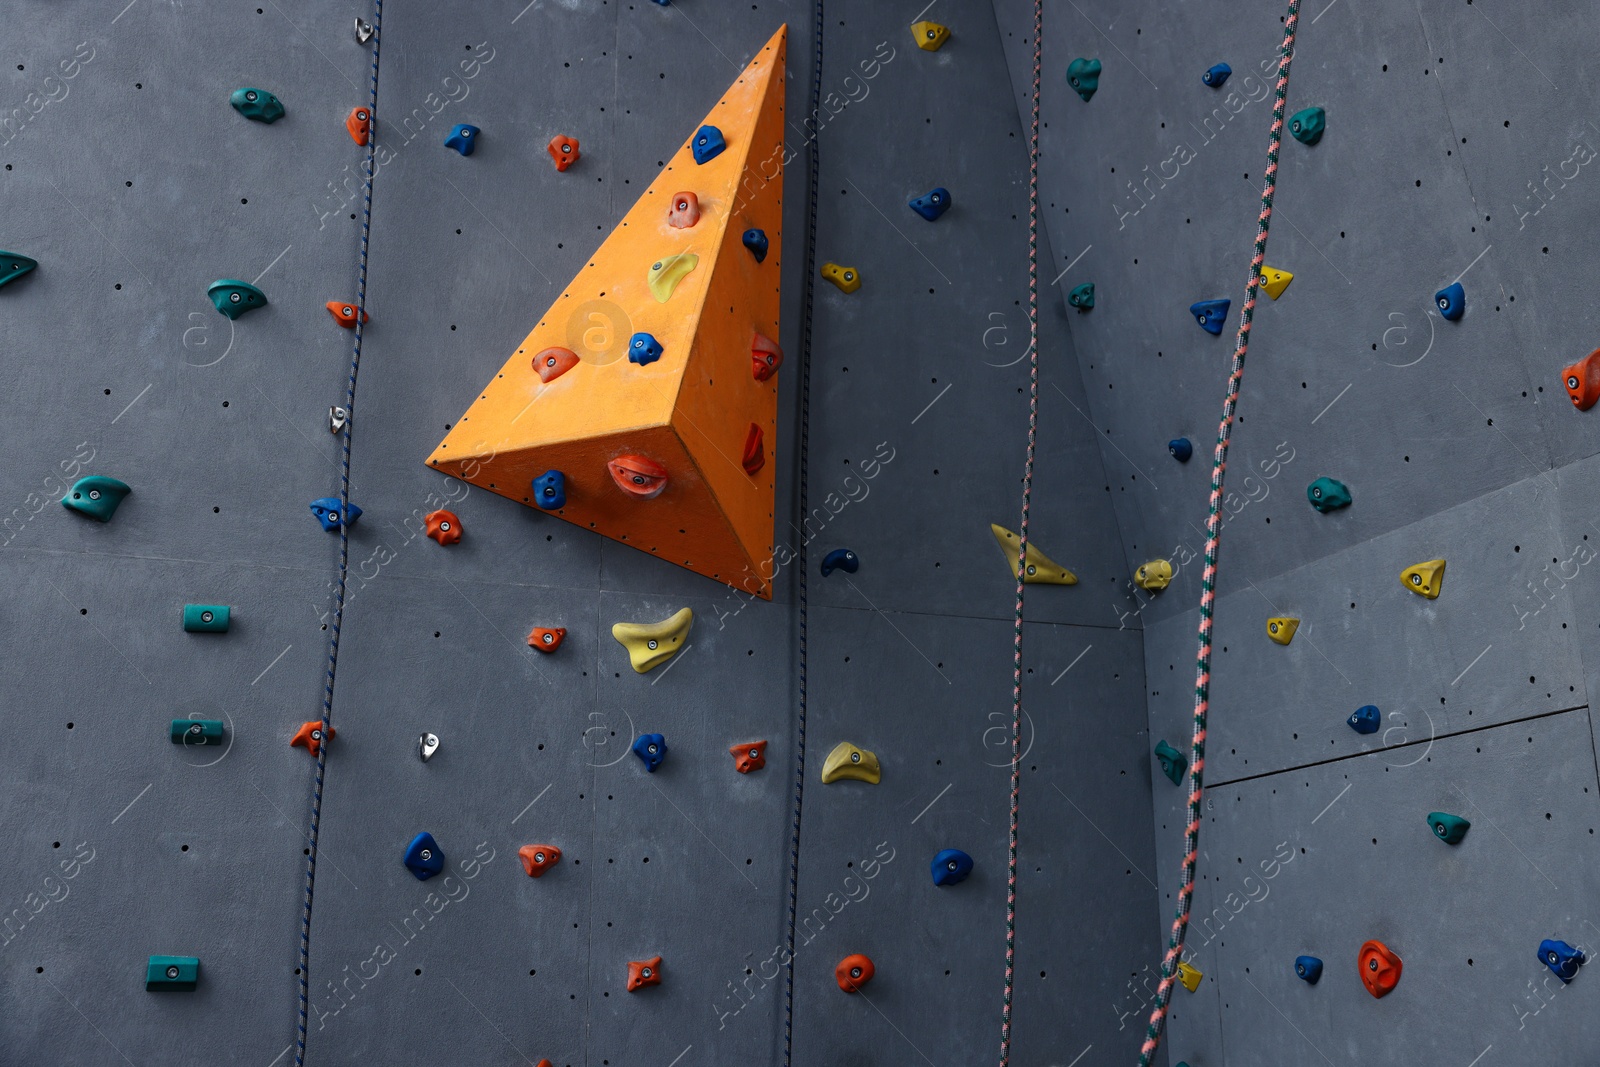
[1177,961,1203,993]
[911,20,949,51]
[821,741,880,784]
[1259,265,1294,300]
[1400,559,1446,600]
[1266,617,1300,645]
[611,607,694,673]
[821,262,861,293]
[647,252,698,303]
[989,524,1077,585]
[1134,559,1173,591]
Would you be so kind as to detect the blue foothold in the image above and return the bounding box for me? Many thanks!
[931,848,973,886]
[691,125,726,165]
[533,470,566,510]
[1435,281,1465,321]
[444,123,479,156]
[1539,939,1585,983]
[743,228,769,263]
[1294,955,1323,984]
[908,187,951,222]
[820,548,859,576]
[1202,63,1232,88]
[632,733,667,772]
[1348,705,1381,735]
[629,332,664,366]
[310,497,361,532]
[1168,438,1192,462]
[1190,299,1230,335]
[403,832,445,880]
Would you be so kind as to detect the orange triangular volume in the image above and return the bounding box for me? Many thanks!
[428,26,786,599]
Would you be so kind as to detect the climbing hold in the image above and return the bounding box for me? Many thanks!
[611,607,692,673]
[424,509,462,545]
[1358,939,1402,998]
[742,424,765,475]
[820,548,859,577]
[1176,961,1203,993]
[146,955,200,992]
[182,604,231,634]
[1562,350,1600,410]
[730,740,767,773]
[1067,282,1094,311]
[1434,281,1465,321]
[229,88,284,123]
[403,831,445,881]
[628,332,664,366]
[1539,939,1585,983]
[821,741,880,784]
[353,17,374,43]
[930,848,973,886]
[207,280,267,320]
[290,721,334,756]
[911,20,949,51]
[547,135,580,171]
[989,524,1077,584]
[1426,811,1470,845]
[1307,477,1351,513]
[1260,265,1293,299]
[527,626,566,653]
[0,251,38,289]
[1348,705,1381,735]
[607,455,669,499]
[444,123,479,156]
[835,954,875,993]
[309,497,362,531]
[1153,740,1186,786]
[329,406,348,434]
[752,334,784,381]
[1202,62,1232,88]
[627,957,663,991]
[419,732,439,762]
[1266,617,1299,645]
[1066,57,1101,102]
[61,476,131,521]
[1134,560,1173,591]
[1189,299,1230,335]
[820,262,860,293]
[908,187,951,222]
[743,228,769,262]
[632,733,668,772]
[518,844,562,878]
[1400,558,1446,599]
[170,720,224,745]
[1295,956,1323,984]
[532,470,566,510]
[1289,106,1325,145]
[1167,438,1192,462]
[691,125,726,164]
[667,191,700,228]
[345,106,371,146]
[647,253,698,303]
[325,300,368,328]
[533,346,580,384]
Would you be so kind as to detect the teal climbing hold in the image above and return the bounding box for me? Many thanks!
[1306,477,1351,513]
[1068,282,1094,311]
[1066,58,1101,102]
[146,955,200,991]
[182,604,231,633]
[60,476,131,521]
[207,279,267,319]
[229,87,284,123]
[1289,106,1325,145]
[1154,740,1186,786]
[0,251,37,289]
[1427,811,1470,844]
[171,720,224,744]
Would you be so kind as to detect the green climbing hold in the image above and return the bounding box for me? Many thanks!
[146,955,200,991]
[1289,106,1325,146]
[1154,740,1186,786]
[182,604,231,633]
[171,720,224,744]
[1068,282,1095,311]
[1066,57,1102,102]
[229,87,284,123]
[0,251,38,289]
[61,476,131,521]
[1427,811,1470,845]
[207,279,267,319]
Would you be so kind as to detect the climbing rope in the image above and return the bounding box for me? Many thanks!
[1137,3,1300,1064]
[996,0,1043,1064]
[294,5,383,1063]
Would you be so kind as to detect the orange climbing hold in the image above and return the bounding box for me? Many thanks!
[345,106,371,146]
[526,626,566,652]
[667,191,701,228]
[290,721,335,756]
[626,956,663,991]
[1562,348,1600,410]
[752,333,783,381]
[730,740,767,773]
[1358,939,1402,998]
[835,953,874,992]
[547,135,579,171]
[517,844,562,877]
[424,509,462,545]
[607,454,669,499]
[325,301,368,328]
[742,424,765,475]
[533,346,580,384]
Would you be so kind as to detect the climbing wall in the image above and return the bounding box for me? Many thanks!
[992,0,1600,1062]
[1,1,1158,1064]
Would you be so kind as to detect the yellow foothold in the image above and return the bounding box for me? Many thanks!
[1259,265,1294,300]
[646,252,698,303]
[821,262,861,293]
[1177,961,1203,993]
[1266,617,1300,645]
[1134,560,1173,591]
[911,20,950,51]
[611,607,694,673]
[1400,559,1446,600]
[821,741,880,784]
[989,524,1077,584]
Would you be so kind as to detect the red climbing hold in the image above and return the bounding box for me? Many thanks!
[667,191,700,229]
[517,844,562,877]
[1358,939,1402,998]
[527,626,566,652]
[626,956,662,991]
[607,455,668,499]
[835,953,874,993]
[346,106,371,146]
[742,424,765,476]
[730,740,767,773]
[548,135,580,171]
[751,333,783,382]
[424,509,462,545]
[1562,348,1600,410]
[290,721,335,756]
[325,301,368,328]
[533,346,580,384]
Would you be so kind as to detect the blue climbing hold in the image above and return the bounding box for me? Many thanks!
[1202,63,1232,88]
[1539,939,1585,983]
[1307,477,1352,513]
[930,848,973,886]
[1168,439,1192,463]
[1295,955,1323,984]
[1066,57,1101,102]
[309,497,362,532]
[691,125,726,165]
[207,280,268,320]
[229,87,284,123]
[632,733,667,772]
[629,332,664,366]
[444,123,479,156]
[1348,705,1381,735]
[533,470,566,510]
[0,251,38,289]
[403,832,445,880]
[743,228,769,263]
[1435,281,1465,321]
[820,548,859,576]
[1190,299,1230,335]
[908,187,951,222]
[61,476,131,521]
